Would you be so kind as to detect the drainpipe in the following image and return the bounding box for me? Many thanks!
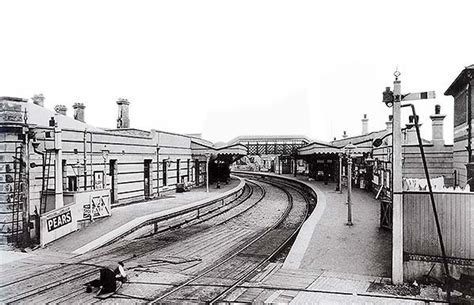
[90,132,93,189]
[467,83,472,164]
[467,82,473,192]
[54,121,64,208]
[83,130,93,190]
[156,146,160,197]
[83,130,88,190]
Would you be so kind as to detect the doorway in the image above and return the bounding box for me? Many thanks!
[144,159,152,198]
[109,160,118,204]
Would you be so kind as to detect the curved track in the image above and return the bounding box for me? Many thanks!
[0,177,313,304]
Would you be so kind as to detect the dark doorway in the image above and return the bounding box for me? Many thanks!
[162,160,167,186]
[176,159,181,184]
[144,159,152,198]
[109,160,118,204]
[281,157,292,174]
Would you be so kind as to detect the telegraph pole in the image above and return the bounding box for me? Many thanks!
[392,70,403,284]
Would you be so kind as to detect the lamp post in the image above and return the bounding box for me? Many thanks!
[337,153,343,193]
[205,153,211,193]
[343,143,356,226]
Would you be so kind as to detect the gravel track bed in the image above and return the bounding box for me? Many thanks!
[1,179,307,304]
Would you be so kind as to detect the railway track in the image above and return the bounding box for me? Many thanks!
[0,182,259,303]
[147,176,310,303]
[0,176,313,304]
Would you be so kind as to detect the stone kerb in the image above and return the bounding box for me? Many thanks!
[72,176,245,254]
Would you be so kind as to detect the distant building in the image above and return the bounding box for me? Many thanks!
[444,64,474,190]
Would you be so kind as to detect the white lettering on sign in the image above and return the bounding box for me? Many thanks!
[47,210,72,231]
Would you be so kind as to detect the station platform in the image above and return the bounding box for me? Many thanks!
[262,174,395,303]
[39,178,242,255]
[286,176,392,277]
[231,172,437,303]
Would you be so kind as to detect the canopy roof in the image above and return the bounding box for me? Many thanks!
[191,140,247,157]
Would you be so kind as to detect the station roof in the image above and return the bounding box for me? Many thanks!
[298,141,341,155]
[191,140,247,157]
[330,129,389,149]
[226,135,313,145]
[444,64,474,96]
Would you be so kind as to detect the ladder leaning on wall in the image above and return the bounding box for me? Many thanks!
[11,145,24,245]
[40,150,54,214]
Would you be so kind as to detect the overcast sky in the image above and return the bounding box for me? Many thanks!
[1,1,472,143]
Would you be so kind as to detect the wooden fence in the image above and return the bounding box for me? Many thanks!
[403,191,473,260]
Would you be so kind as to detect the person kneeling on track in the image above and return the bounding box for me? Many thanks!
[86,262,126,293]
[114,261,127,283]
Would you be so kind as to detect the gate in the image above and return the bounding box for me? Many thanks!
[380,199,392,230]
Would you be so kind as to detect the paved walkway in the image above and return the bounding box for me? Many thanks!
[42,179,240,253]
[298,180,392,277]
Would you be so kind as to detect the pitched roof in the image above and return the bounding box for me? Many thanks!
[444,64,474,96]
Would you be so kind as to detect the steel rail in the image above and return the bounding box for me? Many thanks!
[0,181,248,290]
[2,181,261,304]
[149,178,310,304]
[0,187,252,303]
[209,180,310,303]
[148,179,290,304]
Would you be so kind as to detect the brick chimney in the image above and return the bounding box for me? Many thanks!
[32,94,45,107]
[72,102,86,122]
[54,105,67,116]
[361,114,368,135]
[342,130,348,138]
[116,98,130,128]
[405,115,420,145]
[430,104,446,146]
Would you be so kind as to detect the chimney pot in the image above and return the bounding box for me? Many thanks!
[361,114,369,135]
[342,131,348,138]
[72,102,86,122]
[430,105,446,146]
[117,98,130,128]
[54,105,67,116]
[32,94,45,107]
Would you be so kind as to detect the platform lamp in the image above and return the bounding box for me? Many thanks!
[343,142,356,226]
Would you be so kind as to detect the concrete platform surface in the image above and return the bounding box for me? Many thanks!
[284,176,391,278]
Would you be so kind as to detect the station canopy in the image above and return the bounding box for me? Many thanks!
[191,140,247,163]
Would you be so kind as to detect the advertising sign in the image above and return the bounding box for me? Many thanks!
[75,189,111,221]
[46,209,72,231]
[40,204,79,247]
